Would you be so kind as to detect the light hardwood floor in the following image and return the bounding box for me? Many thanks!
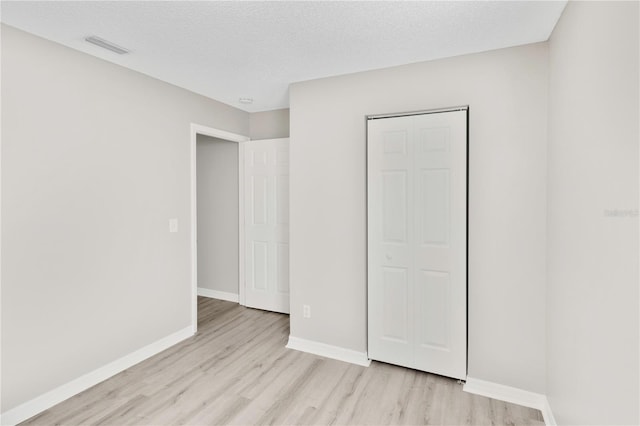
[22,297,544,425]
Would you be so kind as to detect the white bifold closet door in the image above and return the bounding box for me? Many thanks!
[244,138,290,314]
[367,109,467,380]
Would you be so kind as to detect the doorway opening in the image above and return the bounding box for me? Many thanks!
[196,135,241,301]
[190,124,291,333]
[190,124,249,333]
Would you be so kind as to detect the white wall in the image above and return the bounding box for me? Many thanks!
[546,2,639,424]
[1,25,249,412]
[196,135,239,296]
[290,42,549,393]
[250,108,290,140]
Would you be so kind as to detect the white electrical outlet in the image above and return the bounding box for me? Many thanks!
[303,305,311,318]
[169,218,178,233]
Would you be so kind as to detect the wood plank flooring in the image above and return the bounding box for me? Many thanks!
[22,297,544,425]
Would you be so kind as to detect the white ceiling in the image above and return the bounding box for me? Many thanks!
[1,1,566,112]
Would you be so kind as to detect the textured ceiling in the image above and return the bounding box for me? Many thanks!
[1,1,566,112]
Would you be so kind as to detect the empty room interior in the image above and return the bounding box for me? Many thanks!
[1,1,638,425]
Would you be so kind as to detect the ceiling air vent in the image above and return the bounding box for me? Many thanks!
[84,35,130,55]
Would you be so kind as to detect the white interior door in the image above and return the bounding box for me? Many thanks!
[243,138,290,314]
[367,109,467,380]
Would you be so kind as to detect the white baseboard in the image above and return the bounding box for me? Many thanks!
[1,326,193,426]
[286,336,371,367]
[197,287,239,303]
[463,377,556,426]
[540,397,557,426]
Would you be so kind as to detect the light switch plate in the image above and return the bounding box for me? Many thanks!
[169,218,178,233]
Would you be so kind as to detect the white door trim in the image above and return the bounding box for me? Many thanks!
[238,141,247,307]
[190,123,250,333]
